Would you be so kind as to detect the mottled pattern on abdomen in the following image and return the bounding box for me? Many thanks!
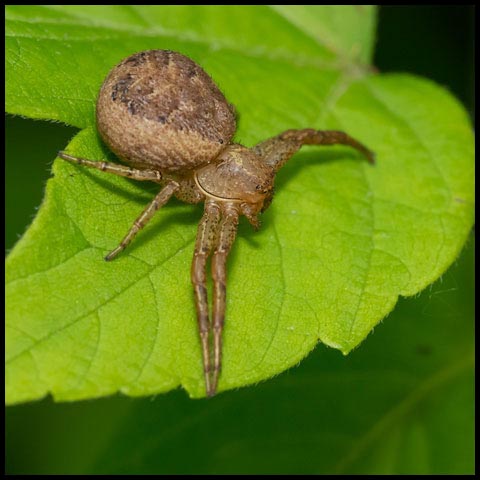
[96,50,236,172]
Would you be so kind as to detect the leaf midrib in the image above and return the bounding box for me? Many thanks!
[6,6,368,73]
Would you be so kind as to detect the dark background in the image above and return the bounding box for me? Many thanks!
[5,6,475,475]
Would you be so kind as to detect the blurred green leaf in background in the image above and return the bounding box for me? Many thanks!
[5,5,474,475]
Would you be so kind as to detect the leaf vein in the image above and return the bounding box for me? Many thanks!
[6,20,346,72]
[127,275,166,386]
[6,238,196,365]
[252,224,285,371]
[72,311,102,391]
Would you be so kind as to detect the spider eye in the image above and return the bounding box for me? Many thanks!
[255,183,271,194]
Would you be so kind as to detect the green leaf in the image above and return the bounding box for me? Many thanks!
[5,6,474,403]
[5,237,475,474]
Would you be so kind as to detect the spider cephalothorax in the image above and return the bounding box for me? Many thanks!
[58,49,374,397]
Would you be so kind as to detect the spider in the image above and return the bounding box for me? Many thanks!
[58,50,374,397]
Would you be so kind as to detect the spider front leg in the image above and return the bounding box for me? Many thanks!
[58,151,179,260]
[211,204,239,396]
[105,181,179,260]
[191,201,222,396]
[58,151,163,181]
[253,129,375,172]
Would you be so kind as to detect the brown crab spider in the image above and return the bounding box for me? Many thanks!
[58,49,375,397]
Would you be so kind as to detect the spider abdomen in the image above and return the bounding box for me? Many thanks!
[96,50,236,172]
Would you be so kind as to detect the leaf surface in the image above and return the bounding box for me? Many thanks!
[5,5,474,402]
[5,238,475,474]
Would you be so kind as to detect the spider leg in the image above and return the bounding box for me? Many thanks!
[191,200,222,396]
[105,181,179,260]
[253,129,375,172]
[211,204,240,397]
[58,151,163,182]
